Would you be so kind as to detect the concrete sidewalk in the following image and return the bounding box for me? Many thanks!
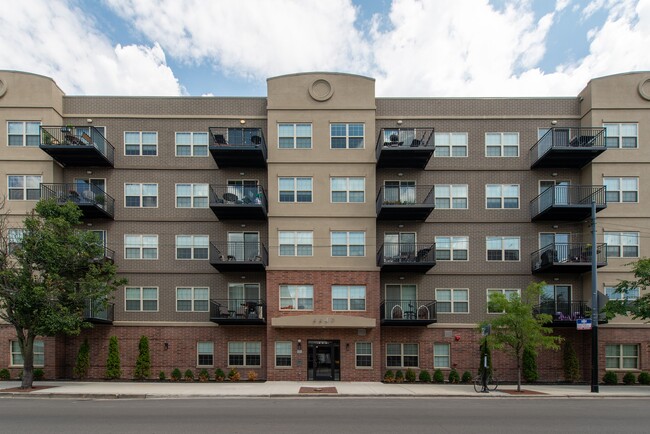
[2,380,650,399]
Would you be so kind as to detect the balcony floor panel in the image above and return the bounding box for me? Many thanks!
[380,319,437,326]
[209,318,266,326]
[531,148,606,169]
[380,263,436,273]
[377,206,434,221]
[40,145,113,167]
[377,149,433,169]
[533,262,606,274]
[209,146,266,168]
[531,204,606,222]
[209,262,266,272]
[209,204,267,220]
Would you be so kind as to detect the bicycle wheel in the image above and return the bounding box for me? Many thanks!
[473,376,482,393]
[488,375,498,391]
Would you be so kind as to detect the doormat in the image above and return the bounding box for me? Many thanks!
[299,387,338,394]
[499,389,548,395]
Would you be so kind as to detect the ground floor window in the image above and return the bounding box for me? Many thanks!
[228,342,262,367]
[433,343,450,368]
[356,342,372,368]
[197,342,214,367]
[386,343,418,368]
[11,340,44,367]
[605,344,638,369]
[275,341,292,367]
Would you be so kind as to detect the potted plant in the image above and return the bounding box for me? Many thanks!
[61,124,73,133]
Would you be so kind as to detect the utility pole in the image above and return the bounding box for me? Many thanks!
[591,200,599,393]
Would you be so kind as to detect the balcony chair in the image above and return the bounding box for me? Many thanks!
[391,304,403,319]
[214,134,227,145]
[417,305,429,320]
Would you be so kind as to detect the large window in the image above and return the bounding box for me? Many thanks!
[278,123,312,149]
[197,342,214,367]
[279,231,313,256]
[355,342,372,368]
[434,132,467,157]
[176,183,209,208]
[228,342,261,367]
[605,286,640,301]
[604,123,638,149]
[436,288,469,313]
[486,184,519,209]
[435,184,468,209]
[176,235,209,260]
[8,121,40,147]
[279,177,312,202]
[486,236,520,261]
[487,289,520,313]
[435,236,468,261]
[433,343,450,368]
[485,132,519,157]
[176,287,209,312]
[605,232,639,258]
[175,132,208,156]
[11,340,44,366]
[330,123,364,149]
[331,177,365,203]
[125,131,157,156]
[386,343,419,368]
[125,183,158,207]
[8,175,41,200]
[275,342,292,367]
[124,234,158,259]
[332,285,366,311]
[280,285,313,310]
[331,231,365,257]
[604,177,638,203]
[125,287,158,311]
[606,344,639,369]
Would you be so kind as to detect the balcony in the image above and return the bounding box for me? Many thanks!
[41,183,115,219]
[376,185,435,220]
[380,300,437,326]
[530,185,607,221]
[377,243,436,273]
[209,299,266,325]
[209,185,268,220]
[209,241,268,272]
[208,127,267,168]
[531,243,607,274]
[376,128,435,169]
[83,299,114,324]
[40,126,115,167]
[94,246,116,263]
[534,301,607,327]
[530,127,606,169]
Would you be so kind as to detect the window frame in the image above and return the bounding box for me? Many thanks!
[278,177,313,203]
[7,228,24,254]
[434,132,468,157]
[175,183,209,208]
[330,177,365,203]
[11,340,45,367]
[275,341,292,367]
[435,236,469,261]
[433,343,451,369]
[7,121,41,147]
[124,234,159,260]
[331,231,365,257]
[485,132,519,157]
[176,287,210,312]
[435,288,470,314]
[175,235,209,260]
[487,288,521,313]
[278,231,313,257]
[355,342,372,368]
[604,286,640,301]
[486,236,520,261]
[124,183,158,208]
[175,131,209,157]
[124,131,158,156]
[434,184,468,209]
[485,184,520,209]
[197,341,214,367]
[604,232,639,258]
[331,285,366,311]
[7,175,42,201]
[386,343,419,368]
[280,284,314,311]
[278,123,312,149]
[605,344,639,370]
[603,123,638,149]
[330,123,365,149]
[124,286,159,312]
[603,177,639,203]
[228,341,262,367]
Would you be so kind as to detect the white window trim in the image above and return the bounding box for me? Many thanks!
[227,341,262,368]
[124,234,159,260]
[485,184,520,209]
[278,177,313,203]
[435,288,470,314]
[603,123,638,149]
[330,231,366,257]
[175,287,210,312]
[385,343,419,368]
[124,286,159,312]
[175,183,209,208]
[124,131,158,156]
[485,132,519,157]
[197,341,214,368]
[175,235,210,260]
[605,344,639,370]
[486,236,521,262]
[604,285,640,301]
[435,236,469,261]
[10,340,44,367]
[278,123,312,149]
[603,176,639,203]
[7,121,41,147]
[433,343,451,369]
[275,341,292,368]
[433,132,468,158]
[278,230,313,257]
[175,131,209,157]
[434,184,468,209]
[7,175,42,201]
[124,183,159,208]
[330,123,365,149]
[331,285,367,312]
[330,177,366,203]
[355,342,373,369]
[486,288,521,314]
[604,232,639,258]
[279,284,314,311]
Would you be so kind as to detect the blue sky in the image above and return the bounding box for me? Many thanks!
[0,0,648,97]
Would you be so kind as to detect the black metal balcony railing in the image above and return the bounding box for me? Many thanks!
[376,185,436,220]
[41,183,115,219]
[530,185,607,221]
[377,243,436,272]
[83,299,114,324]
[209,185,268,220]
[380,299,437,325]
[210,241,268,272]
[529,127,606,168]
[209,299,266,325]
[375,127,435,168]
[40,126,115,167]
[208,127,267,167]
[531,242,607,273]
[534,300,588,322]
[95,246,116,262]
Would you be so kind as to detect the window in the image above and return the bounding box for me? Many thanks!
[605,286,640,301]
[7,228,24,254]
[330,123,364,149]
[605,232,639,258]
[331,177,365,203]
[176,235,209,260]
[332,285,366,311]
[275,341,292,367]
[176,287,209,312]
[435,185,468,209]
[197,342,214,367]
[278,123,312,149]
[383,180,416,204]
[486,184,519,209]
[486,132,519,157]
[279,177,312,202]
[331,231,365,257]
[124,235,158,259]
[435,236,468,261]
[280,285,313,310]
[125,183,158,207]
[434,132,467,157]
[11,340,44,366]
[433,343,450,368]
[175,184,209,208]
[228,342,261,367]
[125,287,158,311]
[606,344,638,369]
[278,231,313,256]
[386,343,419,368]
[604,123,638,149]
[436,288,469,313]
[176,132,208,156]
[604,177,638,203]
[8,175,41,200]
[8,121,40,147]
[355,342,372,368]
[486,236,520,261]
[125,131,157,156]
[487,289,521,313]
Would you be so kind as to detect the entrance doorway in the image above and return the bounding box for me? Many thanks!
[307,340,340,381]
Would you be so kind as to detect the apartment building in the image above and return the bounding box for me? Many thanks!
[0,70,649,382]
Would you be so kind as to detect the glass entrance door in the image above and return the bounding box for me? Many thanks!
[540,284,572,316]
[539,232,570,263]
[307,340,340,381]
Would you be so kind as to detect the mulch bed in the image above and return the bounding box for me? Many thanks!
[1,386,55,393]
[499,389,548,395]
[299,387,338,394]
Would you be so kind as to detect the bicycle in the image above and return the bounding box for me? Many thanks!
[473,373,499,393]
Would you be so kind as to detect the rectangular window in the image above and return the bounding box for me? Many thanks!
[176,132,208,156]
[330,123,364,149]
[332,285,366,311]
[605,232,639,258]
[124,234,158,259]
[8,121,40,147]
[197,342,214,367]
[605,344,639,369]
[487,289,521,313]
[11,340,44,366]
[604,123,638,149]
[436,288,469,313]
[125,183,158,207]
[605,286,640,301]
[125,287,158,311]
[7,228,24,254]
[331,177,365,203]
[280,285,313,310]
[486,184,519,209]
[278,123,312,149]
[604,177,638,203]
[176,235,209,260]
[8,175,41,200]
[275,341,292,367]
[433,343,450,368]
[485,132,519,157]
[125,131,157,156]
[331,231,365,257]
[486,236,520,261]
[434,132,467,157]
[175,183,209,208]
[434,184,468,209]
[228,342,262,367]
[355,342,372,368]
[386,343,419,368]
[435,236,469,261]
[279,177,312,202]
[176,287,209,312]
[278,231,313,256]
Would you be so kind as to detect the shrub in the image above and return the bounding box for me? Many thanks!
[405,368,416,383]
[228,368,240,382]
[73,339,90,379]
[158,371,166,381]
[17,370,22,380]
[33,368,45,381]
[184,369,194,381]
[0,369,10,381]
[418,370,431,383]
[523,347,538,383]
[170,368,182,381]
[105,336,121,380]
[247,371,258,381]
[215,368,225,381]
[603,371,618,385]
[448,369,460,384]
[638,372,650,385]
[461,371,473,384]
[623,372,636,385]
[198,369,210,382]
[134,336,151,380]
[383,370,394,383]
[394,370,404,383]
[563,341,580,383]
[433,369,444,384]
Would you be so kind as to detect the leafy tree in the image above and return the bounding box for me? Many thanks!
[73,338,90,379]
[603,258,650,320]
[522,346,538,383]
[480,281,562,391]
[562,341,581,383]
[134,335,151,380]
[0,199,125,388]
[105,336,121,379]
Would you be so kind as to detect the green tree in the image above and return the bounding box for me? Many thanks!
[73,338,90,379]
[0,199,125,388]
[105,336,121,379]
[562,341,581,383]
[603,258,650,320]
[134,335,151,380]
[480,281,562,391]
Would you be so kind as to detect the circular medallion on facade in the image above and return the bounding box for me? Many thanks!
[639,78,650,101]
[0,79,7,98]
[309,79,334,102]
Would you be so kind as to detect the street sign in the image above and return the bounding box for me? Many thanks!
[577,318,592,330]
